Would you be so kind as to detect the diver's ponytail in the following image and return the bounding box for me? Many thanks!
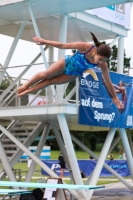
[90,32,101,47]
[90,32,112,59]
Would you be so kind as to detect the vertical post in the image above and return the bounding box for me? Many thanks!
[117,36,124,74]
[48,46,54,62]
[109,35,120,48]
[57,115,83,184]
[0,22,25,84]
[17,80,21,106]
[27,1,56,97]
[47,46,54,104]
[25,123,51,182]
[56,14,67,102]
[52,124,71,168]
[57,114,86,199]
[119,128,133,180]
[0,141,17,185]
[87,128,116,199]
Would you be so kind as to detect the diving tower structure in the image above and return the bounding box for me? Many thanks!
[0,0,133,200]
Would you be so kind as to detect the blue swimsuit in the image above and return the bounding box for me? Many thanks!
[64,46,97,76]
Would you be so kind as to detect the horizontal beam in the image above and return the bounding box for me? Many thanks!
[0,104,77,118]
[0,0,132,13]
[69,12,128,36]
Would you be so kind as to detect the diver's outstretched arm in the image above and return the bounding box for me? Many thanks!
[33,36,92,52]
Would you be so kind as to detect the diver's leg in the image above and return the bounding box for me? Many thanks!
[18,74,77,97]
[18,58,65,94]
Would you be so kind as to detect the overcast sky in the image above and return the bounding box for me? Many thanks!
[0,5,133,81]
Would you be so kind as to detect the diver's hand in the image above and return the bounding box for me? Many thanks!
[33,36,46,45]
[113,96,124,109]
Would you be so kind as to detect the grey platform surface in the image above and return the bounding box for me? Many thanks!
[92,179,133,200]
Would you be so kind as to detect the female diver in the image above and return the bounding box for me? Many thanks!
[17,32,123,110]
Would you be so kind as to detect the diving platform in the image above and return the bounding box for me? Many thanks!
[0,104,109,131]
[0,1,133,200]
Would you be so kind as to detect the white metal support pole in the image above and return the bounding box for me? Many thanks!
[57,114,87,200]
[0,22,26,84]
[49,46,54,62]
[57,114,83,185]
[109,135,121,153]
[116,37,133,184]
[109,35,120,48]
[27,2,48,69]
[0,125,59,178]
[57,114,83,184]
[0,141,17,185]
[64,86,76,102]
[47,46,54,104]
[25,123,52,182]
[27,1,56,97]
[87,128,116,199]
[53,124,77,200]
[117,36,124,74]
[52,124,71,168]
[56,14,67,102]
[71,134,132,190]
[119,128,133,180]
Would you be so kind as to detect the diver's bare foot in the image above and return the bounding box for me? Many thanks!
[18,89,31,97]
[17,82,29,94]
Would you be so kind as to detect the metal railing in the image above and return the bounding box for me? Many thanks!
[0,62,79,109]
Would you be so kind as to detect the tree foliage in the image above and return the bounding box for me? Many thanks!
[0,79,10,90]
[106,44,130,74]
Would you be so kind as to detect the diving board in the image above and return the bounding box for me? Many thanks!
[0,189,31,195]
[0,181,105,190]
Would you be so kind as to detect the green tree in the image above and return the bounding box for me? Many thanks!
[107,45,130,74]
[0,79,10,91]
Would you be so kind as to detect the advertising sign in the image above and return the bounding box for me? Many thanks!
[86,3,132,28]
[78,68,133,128]
[41,160,130,177]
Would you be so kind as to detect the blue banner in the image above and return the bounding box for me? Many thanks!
[78,68,133,128]
[41,160,70,176]
[41,160,130,177]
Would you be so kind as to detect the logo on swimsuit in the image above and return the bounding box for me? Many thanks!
[82,69,98,81]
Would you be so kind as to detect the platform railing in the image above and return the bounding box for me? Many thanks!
[0,62,79,109]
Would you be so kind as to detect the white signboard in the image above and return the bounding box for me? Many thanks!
[43,178,66,200]
[28,94,55,105]
[86,3,132,28]
[28,94,47,106]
